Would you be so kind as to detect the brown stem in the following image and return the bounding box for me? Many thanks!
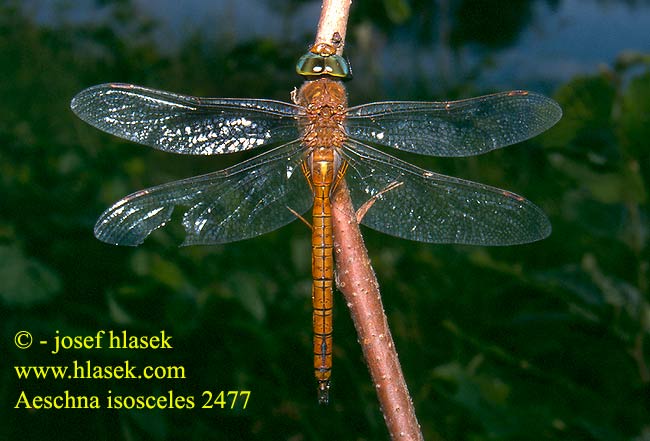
[332,182,424,441]
[314,0,352,55]
[310,2,424,438]
[314,0,424,440]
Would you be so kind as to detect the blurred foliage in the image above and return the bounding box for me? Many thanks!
[1,0,649,440]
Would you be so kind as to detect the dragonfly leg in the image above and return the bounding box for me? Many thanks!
[301,161,314,192]
[286,206,312,229]
[355,181,404,223]
[331,160,349,194]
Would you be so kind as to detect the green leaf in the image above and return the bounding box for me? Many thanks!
[617,72,650,158]
[130,250,185,289]
[225,272,266,322]
[0,244,60,307]
[549,154,646,204]
[546,75,617,152]
[384,0,412,24]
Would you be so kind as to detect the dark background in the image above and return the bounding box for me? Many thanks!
[2,0,649,439]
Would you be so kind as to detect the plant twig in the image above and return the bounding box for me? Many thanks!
[314,0,352,55]
[311,1,424,439]
[332,182,423,441]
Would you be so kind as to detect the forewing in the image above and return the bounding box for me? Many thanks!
[341,140,551,245]
[95,141,312,246]
[71,83,300,155]
[346,91,562,157]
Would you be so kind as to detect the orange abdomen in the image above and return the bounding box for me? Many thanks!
[296,78,348,404]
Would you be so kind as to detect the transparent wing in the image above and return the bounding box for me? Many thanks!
[71,83,300,155]
[341,140,551,245]
[95,141,312,246]
[346,91,562,157]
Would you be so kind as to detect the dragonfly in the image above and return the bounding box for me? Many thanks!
[71,42,562,404]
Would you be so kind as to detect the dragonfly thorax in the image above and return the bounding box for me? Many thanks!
[296,78,348,152]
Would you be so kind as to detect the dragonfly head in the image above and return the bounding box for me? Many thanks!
[296,43,353,81]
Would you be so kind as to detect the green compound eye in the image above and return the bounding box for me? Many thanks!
[296,52,353,80]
